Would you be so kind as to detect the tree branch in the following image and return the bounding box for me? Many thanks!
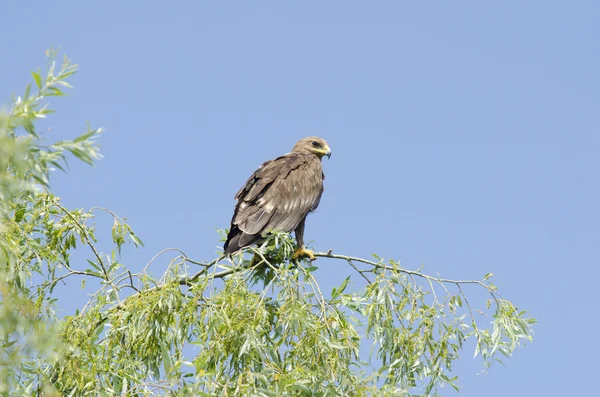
[313,251,499,303]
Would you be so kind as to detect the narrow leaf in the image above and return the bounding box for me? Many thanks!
[32,71,42,90]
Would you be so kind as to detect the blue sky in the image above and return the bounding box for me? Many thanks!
[2,1,599,395]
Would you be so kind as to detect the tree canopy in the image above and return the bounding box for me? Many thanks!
[0,52,536,397]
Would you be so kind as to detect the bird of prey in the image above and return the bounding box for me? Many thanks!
[223,136,331,260]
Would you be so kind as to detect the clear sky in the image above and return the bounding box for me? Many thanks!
[2,1,599,395]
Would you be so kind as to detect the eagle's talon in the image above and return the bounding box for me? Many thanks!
[292,247,316,261]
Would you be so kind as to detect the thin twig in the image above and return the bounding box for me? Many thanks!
[426,277,439,306]
[144,248,210,275]
[347,259,372,284]
[127,271,139,293]
[87,206,121,220]
[250,248,279,272]
[42,269,104,291]
[295,261,329,319]
[314,251,497,299]
[181,254,227,284]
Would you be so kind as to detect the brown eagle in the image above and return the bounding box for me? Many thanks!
[223,137,331,260]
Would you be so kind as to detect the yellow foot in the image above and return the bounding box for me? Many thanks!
[292,247,316,261]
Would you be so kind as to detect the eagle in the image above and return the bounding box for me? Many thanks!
[223,136,331,260]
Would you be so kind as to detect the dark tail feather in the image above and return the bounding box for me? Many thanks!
[223,226,261,255]
[223,227,240,255]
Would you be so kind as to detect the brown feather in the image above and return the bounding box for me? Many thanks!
[224,137,330,255]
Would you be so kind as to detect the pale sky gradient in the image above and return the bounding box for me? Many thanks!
[2,2,598,395]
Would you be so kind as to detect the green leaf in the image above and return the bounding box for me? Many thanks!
[23,119,38,137]
[129,233,144,248]
[32,70,42,90]
[24,83,32,100]
[337,276,351,296]
[73,129,97,143]
[49,160,66,172]
[161,342,172,373]
[46,86,65,96]
[328,341,348,349]
[108,260,120,274]
[84,270,103,278]
[86,259,102,273]
[13,206,26,222]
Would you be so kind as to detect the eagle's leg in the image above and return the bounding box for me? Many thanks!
[292,218,316,261]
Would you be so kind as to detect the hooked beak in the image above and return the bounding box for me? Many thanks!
[324,146,332,159]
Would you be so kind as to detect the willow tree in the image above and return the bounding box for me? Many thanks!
[0,52,536,397]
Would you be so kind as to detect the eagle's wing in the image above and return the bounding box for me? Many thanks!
[223,152,323,254]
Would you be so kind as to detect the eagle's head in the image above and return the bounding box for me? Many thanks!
[293,136,332,159]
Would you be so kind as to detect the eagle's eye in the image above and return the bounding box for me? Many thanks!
[311,141,321,148]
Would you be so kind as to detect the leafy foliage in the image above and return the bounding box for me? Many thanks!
[0,52,536,396]
[0,50,104,396]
